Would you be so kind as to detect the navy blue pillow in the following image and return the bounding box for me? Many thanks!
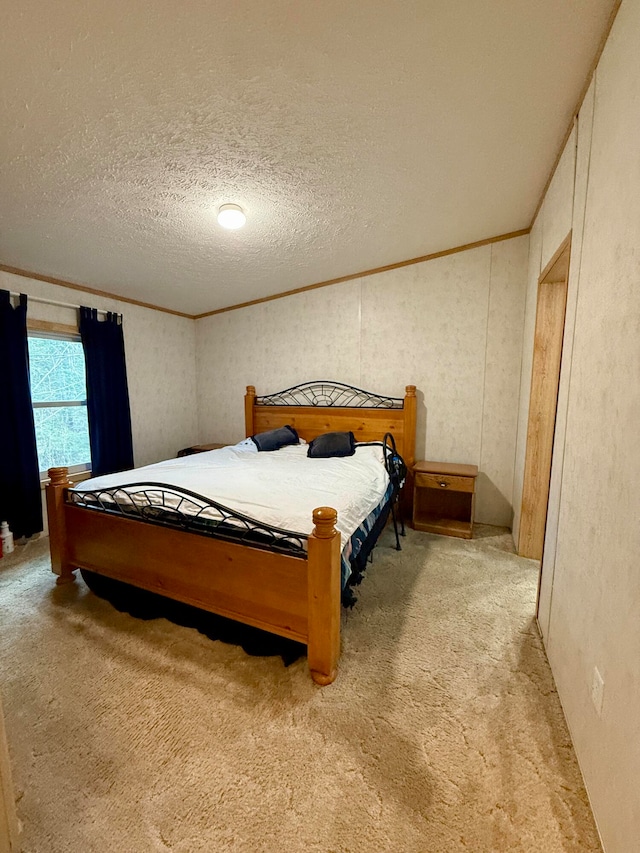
[251,425,299,452]
[307,431,356,458]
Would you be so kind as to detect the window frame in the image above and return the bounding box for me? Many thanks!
[27,324,92,479]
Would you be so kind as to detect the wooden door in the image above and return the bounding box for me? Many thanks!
[518,236,571,560]
[0,691,19,852]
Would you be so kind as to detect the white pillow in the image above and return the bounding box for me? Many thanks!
[232,436,307,452]
[233,438,258,452]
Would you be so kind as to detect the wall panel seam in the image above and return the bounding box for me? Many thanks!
[546,71,598,654]
[358,278,363,388]
[478,245,494,489]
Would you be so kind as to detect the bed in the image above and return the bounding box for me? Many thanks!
[46,381,417,684]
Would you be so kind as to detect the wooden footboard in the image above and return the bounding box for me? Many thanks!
[46,468,342,685]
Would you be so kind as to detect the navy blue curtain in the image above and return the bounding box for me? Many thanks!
[0,291,43,538]
[79,307,134,477]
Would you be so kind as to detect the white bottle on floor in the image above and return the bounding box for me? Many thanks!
[0,522,14,555]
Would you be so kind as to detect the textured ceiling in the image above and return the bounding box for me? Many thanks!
[0,0,617,314]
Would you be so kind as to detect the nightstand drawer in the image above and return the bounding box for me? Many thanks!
[415,472,474,493]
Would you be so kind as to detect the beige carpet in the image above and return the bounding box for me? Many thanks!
[0,527,601,853]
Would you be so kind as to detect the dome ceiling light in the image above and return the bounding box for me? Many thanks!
[217,203,246,230]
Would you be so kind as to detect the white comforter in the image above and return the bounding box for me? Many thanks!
[71,443,390,549]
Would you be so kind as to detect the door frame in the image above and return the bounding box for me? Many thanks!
[0,691,19,852]
[518,233,572,561]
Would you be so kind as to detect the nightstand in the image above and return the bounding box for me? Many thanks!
[177,442,227,457]
[412,461,479,539]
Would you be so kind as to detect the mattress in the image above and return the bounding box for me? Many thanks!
[70,442,392,584]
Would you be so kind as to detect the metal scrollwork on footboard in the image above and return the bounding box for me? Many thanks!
[257,381,403,409]
[68,483,308,558]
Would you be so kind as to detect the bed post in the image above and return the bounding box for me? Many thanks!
[244,385,256,438]
[46,467,75,585]
[403,385,417,516]
[307,507,341,686]
[403,385,417,468]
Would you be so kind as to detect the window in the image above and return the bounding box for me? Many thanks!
[28,334,91,476]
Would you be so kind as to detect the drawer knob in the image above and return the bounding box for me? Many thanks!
[439,481,447,488]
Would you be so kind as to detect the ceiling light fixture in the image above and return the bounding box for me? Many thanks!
[217,203,246,230]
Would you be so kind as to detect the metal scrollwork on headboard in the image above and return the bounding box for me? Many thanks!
[256,381,403,409]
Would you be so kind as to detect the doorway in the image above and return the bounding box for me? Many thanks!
[518,234,571,561]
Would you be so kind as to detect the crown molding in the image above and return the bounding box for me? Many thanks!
[0,263,192,318]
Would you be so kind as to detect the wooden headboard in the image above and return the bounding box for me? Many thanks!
[244,381,416,470]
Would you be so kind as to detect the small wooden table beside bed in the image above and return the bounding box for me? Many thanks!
[46,381,417,685]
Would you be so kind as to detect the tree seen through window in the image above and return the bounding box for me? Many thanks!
[28,335,91,474]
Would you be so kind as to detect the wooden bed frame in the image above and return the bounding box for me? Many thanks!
[46,382,416,685]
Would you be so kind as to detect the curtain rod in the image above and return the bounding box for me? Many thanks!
[8,291,120,317]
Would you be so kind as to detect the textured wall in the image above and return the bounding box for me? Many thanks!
[512,1,640,848]
[477,238,529,525]
[547,2,640,848]
[195,235,529,526]
[540,125,577,272]
[195,281,363,445]
[538,80,596,639]
[0,271,199,468]
[511,127,577,544]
